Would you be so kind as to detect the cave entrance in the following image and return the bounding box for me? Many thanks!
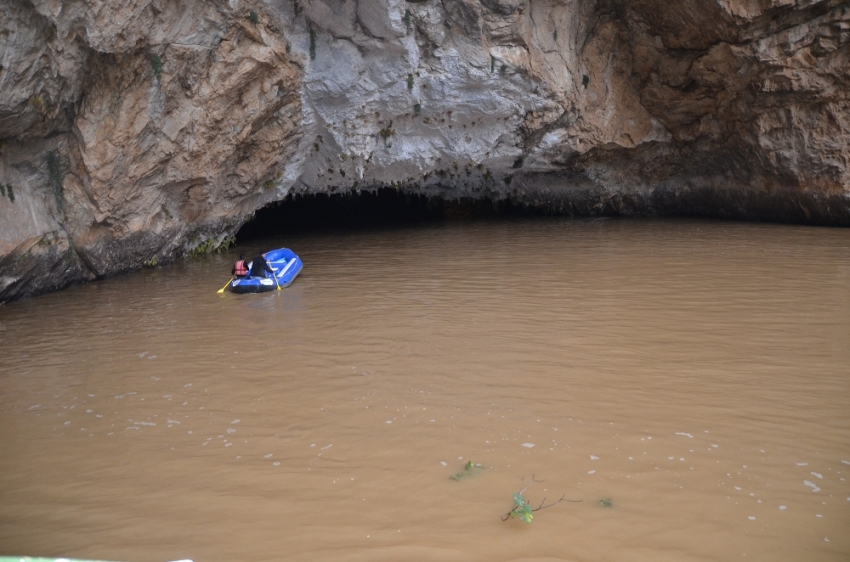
[235,188,535,241]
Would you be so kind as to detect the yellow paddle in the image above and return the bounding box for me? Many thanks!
[216,277,233,294]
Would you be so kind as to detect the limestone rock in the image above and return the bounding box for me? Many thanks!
[1,0,848,302]
[1,0,302,301]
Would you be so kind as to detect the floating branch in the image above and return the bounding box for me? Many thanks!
[450,459,483,481]
[501,475,580,523]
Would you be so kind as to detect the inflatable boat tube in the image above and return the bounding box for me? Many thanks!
[229,248,303,294]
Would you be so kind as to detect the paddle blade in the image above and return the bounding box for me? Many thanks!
[217,277,233,294]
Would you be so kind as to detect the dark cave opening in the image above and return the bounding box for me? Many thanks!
[235,188,538,241]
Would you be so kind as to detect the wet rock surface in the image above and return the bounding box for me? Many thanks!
[1,0,848,301]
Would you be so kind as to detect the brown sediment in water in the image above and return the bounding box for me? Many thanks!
[0,219,848,561]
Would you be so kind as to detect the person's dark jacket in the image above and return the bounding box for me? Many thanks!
[249,254,274,278]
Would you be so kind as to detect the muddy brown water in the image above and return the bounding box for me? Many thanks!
[1,218,849,562]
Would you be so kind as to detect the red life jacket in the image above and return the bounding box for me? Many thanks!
[233,260,248,276]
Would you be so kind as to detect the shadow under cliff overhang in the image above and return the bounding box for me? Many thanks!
[239,151,850,242]
[235,188,542,240]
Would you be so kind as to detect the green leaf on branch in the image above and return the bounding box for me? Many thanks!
[513,492,525,507]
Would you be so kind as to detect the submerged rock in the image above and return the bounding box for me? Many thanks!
[1,0,848,301]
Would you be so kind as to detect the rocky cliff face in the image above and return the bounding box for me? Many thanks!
[1,0,848,301]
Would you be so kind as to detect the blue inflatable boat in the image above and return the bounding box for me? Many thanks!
[229,248,303,293]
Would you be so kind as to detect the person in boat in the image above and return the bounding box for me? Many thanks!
[231,254,249,278]
[249,253,275,278]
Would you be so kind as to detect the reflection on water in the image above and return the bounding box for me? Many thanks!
[1,218,849,562]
